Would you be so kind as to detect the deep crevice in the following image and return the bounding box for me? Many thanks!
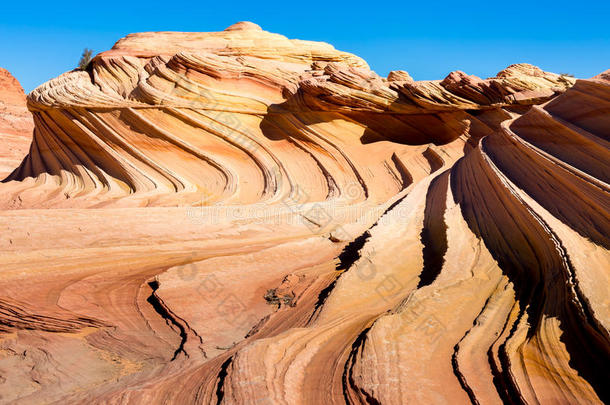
[391,153,413,189]
[146,280,188,361]
[451,344,480,405]
[422,147,444,174]
[418,171,449,288]
[215,356,233,404]
[336,231,372,271]
[342,325,381,405]
[307,230,372,325]
[451,144,610,403]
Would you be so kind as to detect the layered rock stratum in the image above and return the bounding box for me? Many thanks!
[0,68,33,179]
[0,22,608,404]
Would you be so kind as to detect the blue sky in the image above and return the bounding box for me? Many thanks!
[1,0,608,93]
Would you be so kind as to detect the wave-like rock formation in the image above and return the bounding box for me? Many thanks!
[0,22,608,404]
[0,68,33,179]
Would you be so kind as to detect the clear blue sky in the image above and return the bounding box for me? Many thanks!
[1,0,608,93]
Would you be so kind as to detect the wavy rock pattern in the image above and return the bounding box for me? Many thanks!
[0,23,608,404]
[0,68,33,180]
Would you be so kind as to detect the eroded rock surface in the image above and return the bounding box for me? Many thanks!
[0,68,33,179]
[0,22,607,404]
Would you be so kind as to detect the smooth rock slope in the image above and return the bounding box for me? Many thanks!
[0,23,608,405]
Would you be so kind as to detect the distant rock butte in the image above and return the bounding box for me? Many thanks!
[0,68,33,179]
[0,22,608,405]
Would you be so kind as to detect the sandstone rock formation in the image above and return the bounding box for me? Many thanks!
[0,23,608,405]
[0,68,33,179]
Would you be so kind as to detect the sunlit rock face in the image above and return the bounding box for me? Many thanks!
[1,22,574,209]
[0,22,608,405]
[0,68,33,179]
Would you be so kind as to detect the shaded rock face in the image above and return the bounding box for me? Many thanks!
[0,22,608,405]
[0,68,33,179]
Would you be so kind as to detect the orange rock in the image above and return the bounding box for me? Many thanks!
[0,22,607,405]
[0,68,33,179]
